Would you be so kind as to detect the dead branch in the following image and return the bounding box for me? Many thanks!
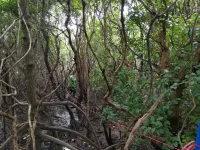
[12,118,18,150]
[0,20,17,39]
[0,12,32,78]
[12,100,100,148]
[124,95,162,150]
[0,123,28,150]
[37,132,78,150]
[38,123,99,150]
[0,112,14,120]
[104,142,125,150]
[0,50,16,75]
[0,80,17,97]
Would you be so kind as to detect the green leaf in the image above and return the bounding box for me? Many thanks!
[157,117,163,121]
[173,142,178,147]
[197,70,200,76]
[156,121,163,127]
[170,83,178,89]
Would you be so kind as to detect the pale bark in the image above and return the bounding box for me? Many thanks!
[124,95,162,150]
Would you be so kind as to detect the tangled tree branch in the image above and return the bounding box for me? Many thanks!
[81,0,134,118]
[124,95,162,149]
[38,132,78,150]
[0,112,18,150]
[38,123,99,150]
[178,12,200,148]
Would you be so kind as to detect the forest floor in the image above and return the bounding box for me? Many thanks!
[43,102,156,150]
[0,96,156,150]
[49,104,122,150]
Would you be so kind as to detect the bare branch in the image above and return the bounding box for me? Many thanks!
[38,132,78,150]
[0,20,17,39]
[0,123,28,150]
[0,9,32,78]
[0,112,18,150]
[0,112,14,120]
[0,50,16,74]
[105,142,125,150]
[38,123,99,150]
[12,100,100,148]
[0,80,17,97]
[124,95,162,149]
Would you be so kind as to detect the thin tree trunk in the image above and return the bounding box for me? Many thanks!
[20,0,39,149]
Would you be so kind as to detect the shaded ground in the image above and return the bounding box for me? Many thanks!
[0,96,158,150]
